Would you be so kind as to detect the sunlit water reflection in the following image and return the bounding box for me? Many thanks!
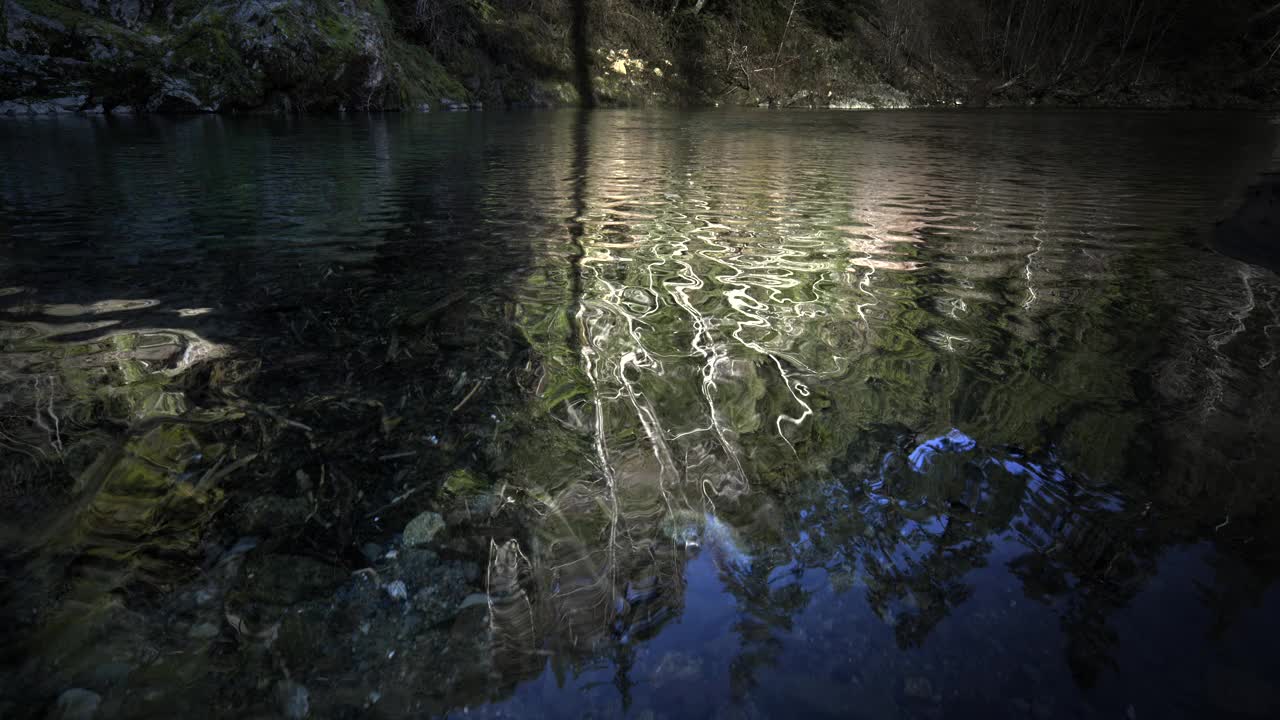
[2,110,1280,719]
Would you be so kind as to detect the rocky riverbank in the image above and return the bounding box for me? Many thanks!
[0,0,471,114]
[3,0,1277,115]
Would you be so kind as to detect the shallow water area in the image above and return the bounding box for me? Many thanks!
[2,109,1280,719]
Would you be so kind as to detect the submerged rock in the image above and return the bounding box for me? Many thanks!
[233,495,310,536]
[240,554,346,604]
[441,469,485,497]
[402,512,445,548]
[53,689,101,720]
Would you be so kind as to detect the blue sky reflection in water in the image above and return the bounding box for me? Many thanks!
[1,110,1280,719]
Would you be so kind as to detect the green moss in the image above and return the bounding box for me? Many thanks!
[317,11,360,50]
[168,11,262,108]
[441,468,485,497]
[9,0,162,104]
[104,384,189,421]
[13,0,142,47]
[8,0,470,111]
[387,37,468,107]
[256,2,375,108]
[60,422,224,563]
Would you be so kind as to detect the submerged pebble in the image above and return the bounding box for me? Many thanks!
[402,511,446,548]
[386,580,409,601]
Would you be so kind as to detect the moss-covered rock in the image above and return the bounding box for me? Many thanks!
[1,0,465,113]
[440,468,484,497]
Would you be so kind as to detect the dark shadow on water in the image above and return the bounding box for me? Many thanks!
[1214,172,1280,273]
[571,0,594,108]
[566,109,590,353]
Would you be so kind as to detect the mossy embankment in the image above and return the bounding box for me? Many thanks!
[1,0,467,113]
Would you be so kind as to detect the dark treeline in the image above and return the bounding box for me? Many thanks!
[852,0,1280,103]
[1,0,1277,113]
[384,0,1280,107]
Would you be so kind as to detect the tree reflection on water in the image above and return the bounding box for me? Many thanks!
[2,111,1279,718]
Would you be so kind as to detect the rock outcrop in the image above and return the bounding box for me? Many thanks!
[0,0,464,114]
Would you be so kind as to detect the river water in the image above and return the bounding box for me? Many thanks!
[2,110,1279,719]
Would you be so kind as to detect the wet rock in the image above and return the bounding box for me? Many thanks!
[52,689,101,720]
[276,681,310,720]
[0,96,87,115]
[403,512,445,548]
[240,555,346,604]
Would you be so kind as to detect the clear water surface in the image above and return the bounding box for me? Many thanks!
[2,110,1279,719]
